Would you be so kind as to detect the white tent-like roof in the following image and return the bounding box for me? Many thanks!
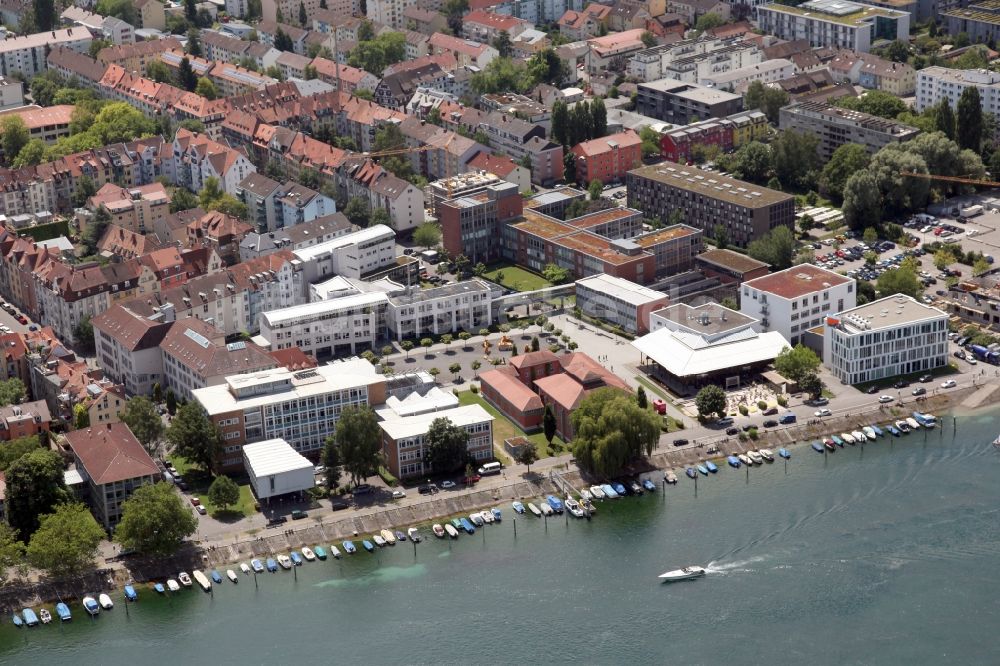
[243,439,313,478]
[632,326,790,378]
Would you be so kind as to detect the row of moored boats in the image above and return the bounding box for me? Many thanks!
[10,589,129,627]
[810,412,937,453]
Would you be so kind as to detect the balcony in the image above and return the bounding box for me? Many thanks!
[759,304,768,315]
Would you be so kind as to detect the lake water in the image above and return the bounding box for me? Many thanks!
[3,410,1000,665]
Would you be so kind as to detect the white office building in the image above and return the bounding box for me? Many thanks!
[386,280,494,341]
[574,274,668,335]
[292,224,396,282]
[741,264,856,347]
[823,295,948,384]
[243,438,315,501]
[915,67,1000,115]
[756,0,909,53]
[260,291,391,360]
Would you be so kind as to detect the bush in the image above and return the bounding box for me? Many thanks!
[673,418,684,430]
[377,466,398,487]
[748,427,759,440]
[777,395,788,407]
[470,385,479,394]
[739,404,749,416]
[757,400,767,410]
[738,432,748,442]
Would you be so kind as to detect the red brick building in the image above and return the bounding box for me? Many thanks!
[660,121,733,163]
[0,400,52,441]
[571,130,643,185]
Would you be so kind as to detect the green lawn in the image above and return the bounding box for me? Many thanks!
[852,362,959,393]
[458,390,567,459]
[168,455,257,519]
[482,264,552,292]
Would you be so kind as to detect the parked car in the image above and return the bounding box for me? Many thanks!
[811,397,829,406]
[190,497,201,506]
[763,407,779,416]
[291,510,307,520]
[893,380,910,389]
[352,483,374,495]
[672,438,689,447]
[778,413,797,424]
[463,474,481,484]
[866,385,879,394]
[941,379,957,388]
[762,419,778,428]
[878,395,895,403]
[417,484,436,495]
[195,505,207,515]
[725,427,739,436]
[919,374,933,383]
[815,408,832,417]
[954,350,967,359]
[439,480,457,489]
[391,489,406,498]
[912,387,927,396]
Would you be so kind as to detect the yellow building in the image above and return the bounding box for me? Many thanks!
[729,110,769,149]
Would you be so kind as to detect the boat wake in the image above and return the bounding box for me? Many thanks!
[705,555,770,573]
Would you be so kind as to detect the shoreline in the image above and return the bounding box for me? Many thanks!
[5,382,998,610]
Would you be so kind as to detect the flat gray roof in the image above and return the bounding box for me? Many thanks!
[835,294,946,332]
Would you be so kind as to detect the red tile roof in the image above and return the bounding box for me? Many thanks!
[65,423,159,485]
[743,265,851,300]
[479,368,543,412]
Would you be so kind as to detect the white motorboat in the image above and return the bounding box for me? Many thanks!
[527,502,542,517]
[863,426,877,440]
[432,523,446,538]
[906,417,921,430]
[277,555,292,569]
[373,535,386,547]
[166,579,180,592]
[658,566,707,582]
[240,562,251,575]
[82,596,99,616]
[738,453,752,466]
[895,419,911,433]
[98,593,114,609]
[665,471,678,484]
[380,529,396,545]
[851,430,866,442]
[38,609,51,624]
[480,510,494,524]
[589,485,606,499]
[227,569,239,583]
[565,498,585,518]
[192,570,211,591]
[407,527,422,542]
[469,513,484,527]
[539,502,554,516]
[841,432,856,444]
[580,489,593,501]
[330,545,341,558]
[748,450,763,464]
[178,572,192,587]
[444,523,459,538]
[759,449,775,462]
[301,547,316,561]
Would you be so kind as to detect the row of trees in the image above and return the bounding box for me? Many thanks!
[551,99,608,148]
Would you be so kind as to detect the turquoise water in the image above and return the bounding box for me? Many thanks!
[3,411,1000,665]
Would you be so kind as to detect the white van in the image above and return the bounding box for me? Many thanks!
[477,461,501,476]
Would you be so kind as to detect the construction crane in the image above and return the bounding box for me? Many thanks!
[900,171,1000,188]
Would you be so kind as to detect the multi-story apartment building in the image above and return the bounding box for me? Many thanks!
[237,174,337,232]
[0,105,73,151]
[92,303,171,397]
[261,0,326,24]
[571,130,643,186]
[366,0,417,29]
[778,101,919,161]
[65,423,160,530]
[628,36,762,84]
[379,402,494,478]
[260,291,391,359]
[438,180,525,264]
[0,28,91,78]
[824,295,948,384]
[659,110,768,163]
[292,225,397,283]
[386,280,494,341]
[626,164,795,248]
[741,264,856,346]
[192,358,388,467]
[915,66,1000,116]
[701,59,795,92]
[757,0,909,53]
[169,129,256,195]
[88,182,170,234]
[636,78,744,124]
[575,273,668,335]
[943,0,1000,44]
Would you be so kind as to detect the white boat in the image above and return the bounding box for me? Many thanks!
[227,569,239,583]
[539,502,554,516]
[192,570,211,591]
[759,449,775,462]
[906,417,921,430]
[738,453,752,466]
[589,485,606,499]
[98,593,114,609]
[166,579,180,592]
[748,450,763,464]
[178,572,192,587]
[863,426,877,439]
[407,527,421,542]
[444,523,459,538]
[480,510,494,524]
[851,430,866,442]
[301,547,316,561]
[580,489,593,501]
[277,555,292,569]
[240,563,251,575]
[527,502,542,517]
[38,609,51,624]
[895,419,911,432]
[841,432,855,444]
[658,566,707,582]
[665,471,678,484]
[330,546,341,558]
[380,529,396,545]
[469,513,484,526]
[565,498,585,518]
[373,534,386,547]
[432,523,446,538]
[82,596,99,616]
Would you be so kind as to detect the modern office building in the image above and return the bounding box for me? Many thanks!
[292,224,397,282]
[575,274,668,334]
[741,264,856,346]
[943,1,1000,45]
[626,164,795,248]
[823,294,948,384]
[192,359,388,469]
[915,66,1000,115]
[757,0,909,53]
[778,101,919,160]
[636,78,744,124]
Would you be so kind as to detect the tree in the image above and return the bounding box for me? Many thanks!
[588,179,603,200]
[471,359,482,377]
[424,417,469,473]
[747,225,795,270]
[166,402,222,473]
[974,256,992,277]
[514,444,539,472]
[744,81,789,123]
[957,86,983,152]
[153,382,163,404]
[591,97,607,138]
[471,56,533,95]
[121,396,164,456]
[449,362,462,379]
[726,141,772,184]
[571,388,661,477]
[862,227,879,245]
[774,344,821,384]
[0,378,25,407]
[208,475,240,511]
[636,386,648,410]
[772,130,821,190]
[640,30,657,47]
[319,436,342,490]
[799,372,824,401]
[542,263,571,285]
[413,222,441,249]
[348,32,407,74]
[170,188,198,214]
[563,151,577,183]
[695,12,724,32]
[114,483,197,556]
[344,197,371,227]
[0,523,24,584]
[33,0,56,30]
[274,27,294,52]
[842,170,882,231]
[820,143,870,201]
[11,138,45,168]
[96,0,138,24]
[543,404,557,444]
[695,384,727,420]
[336,405,382,486]
[420,337,434,355]
[493,30,512,57]
[552,100,569,146]
[531,335,540,352]
[165,388,177,416]
[0,116,29,166]
[27,503,104,578]
[877,266,922,299]
[177,56,198,91]
[186,27,202,57]
[934,99,956,140]
[639,125,661,157]
[298,0,307,25]
[934,247,956,271]
[0,434,41,472]
[195,77,218,100]
[836,90,907,119]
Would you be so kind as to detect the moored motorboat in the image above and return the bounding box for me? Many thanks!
[612,483,627,496]
[871,424,884,437]
[98,594,114,610]
[727,455,741,468]
[704,461,718,473]
[433,523,446,538]
[153,583,165,594]
[395,530,407,542]
[840,432,855,444]
[831,435,843,447]
[330,545,342,558]
[480,510,494,524]
[342,540,357,554]
[491,508,502,521]
[685,467,696,479]
[469,513,484,527]
[314,546,328,560]
[193,570,212,591]
[55,603,71,622]
[211,570,223,583]
[601,484,619,498]
[851,430,866,442]
[565,498,585,517]
[227,569,239,583]
[812,442,825,453]
[759,449,774,462]
[896,420,911,433]
[289,551,303,565]
[748,450,763,464]
[450,518,462,530]
[539,502,554,516]
[444,523,459,538]
[737,453,751,466]
[251,559,264,573]
[407,527,422,542]
[665,471,678,484]
[459,517,476,534]
[124,585,138,601]
[906,417,921,430]
[912,411,937,428]
[39,609,52,624]
[362,540,375,553]
[643,478,658,490]
[167,579,181,592]
[240,562,252,574]
[512,501,525,514]
[11,612,22,627]
[658,566,706,582]
[863,426,877,440]
[22,608,38,626]
[302,546,316,561]
[372,535,386,547]
[178,572,193,587]
[277,555,293,569]
[590,485,606,499]
[581,489,593,501]
[778,448,791,459]
[630,481,643,494]
[887,424,900,436]
[824,440,836,451]
[527,502,542,516]
[546,495,564,513]
[380,529,396,545]
[266,558,278,572]
[696,464,709,475]
[82,597,99,616]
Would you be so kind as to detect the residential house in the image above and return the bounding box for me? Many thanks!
[571,129,643,185]
[0,399,51,442]
[557,4,612,41]
[92,303,171,396]
[0,28,92,78]
[169,128,256,195]
[428,32,499,68]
